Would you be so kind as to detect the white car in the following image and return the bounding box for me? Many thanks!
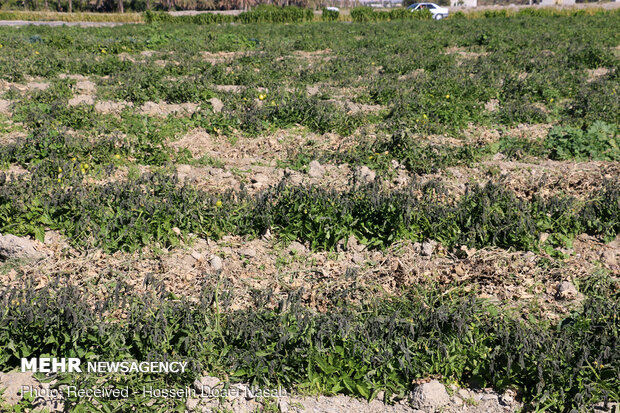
[407,2,449,20]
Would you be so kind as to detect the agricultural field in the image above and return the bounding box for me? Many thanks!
[0,10,619,413]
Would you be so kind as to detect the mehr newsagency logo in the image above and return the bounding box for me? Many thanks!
[21,357,188,374]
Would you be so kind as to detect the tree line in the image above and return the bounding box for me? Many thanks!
[7,0,334,12]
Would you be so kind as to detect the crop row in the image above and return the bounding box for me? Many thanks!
[1,17,617,139]
[0,165,617,253]
[284,121,620,174]
[1,274,618,411]
[5,98,617,180]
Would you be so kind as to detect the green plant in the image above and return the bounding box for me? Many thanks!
[545,121,619,161]
[322,8,339,22]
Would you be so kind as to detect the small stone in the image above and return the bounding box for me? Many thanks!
[346,234,364,252]
[556,281,579,300]
[457,388,472,400]
[44,230,61,246]
[501,390,516,405]
[193,376,221,393]
[290,173,304,185]
[208,97,224,113]
[352,253,365,265]
[186,398,199,410]
[210,255,223,271]
[393,173,408,186]
[262,228,272,241]
[346,101,361,114]
[421,240,437,257]
[172,227,181,236]
[600,249,618,269]
[480,393,499,402]
[191,251,202,261]
[288,241,306,254]
[459,245,476,257]
[358,165,376,182]
[409,380,450,412]
[239,248,256,258]
[593,402,620,412]
[412,242,422,252]
[453,263,466,276]
[308,160,325,178]
[0,233,45,260]
[492,152,506,161]
[278,399,289,413]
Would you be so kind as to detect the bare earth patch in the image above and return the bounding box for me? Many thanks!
[0,99,11,115]
[139,101,200,117]
[201,50,249,63]
[94,100,134,114]
[68,94,95,106]
[586,67,610,82]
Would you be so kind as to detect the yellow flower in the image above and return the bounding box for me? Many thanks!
[549,98,554,103]
[114,154,121,160]
[215,200,222,207]
[258,94,266,101]
[445,94,450,99]
[423,114,428,119]
[71,157,77,161]
[0,44,3,48]
[35,51,39,55]
[58,167,62,173]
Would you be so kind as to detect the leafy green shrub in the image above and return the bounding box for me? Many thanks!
[322,8,340,22]
[350,6,431,22]
[233,91,364,136]
[146,7,315,25]
[498,98,548,125]
[350,7,380,23]
[566,45,616,70]
[483,9,508,18]
[144,10,234,25]
[238,6,314,24]
[545,121,619,161]
[568,76,620,126]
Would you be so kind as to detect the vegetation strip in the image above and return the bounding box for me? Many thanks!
[1,277,618,411]
[0,167,617,253]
